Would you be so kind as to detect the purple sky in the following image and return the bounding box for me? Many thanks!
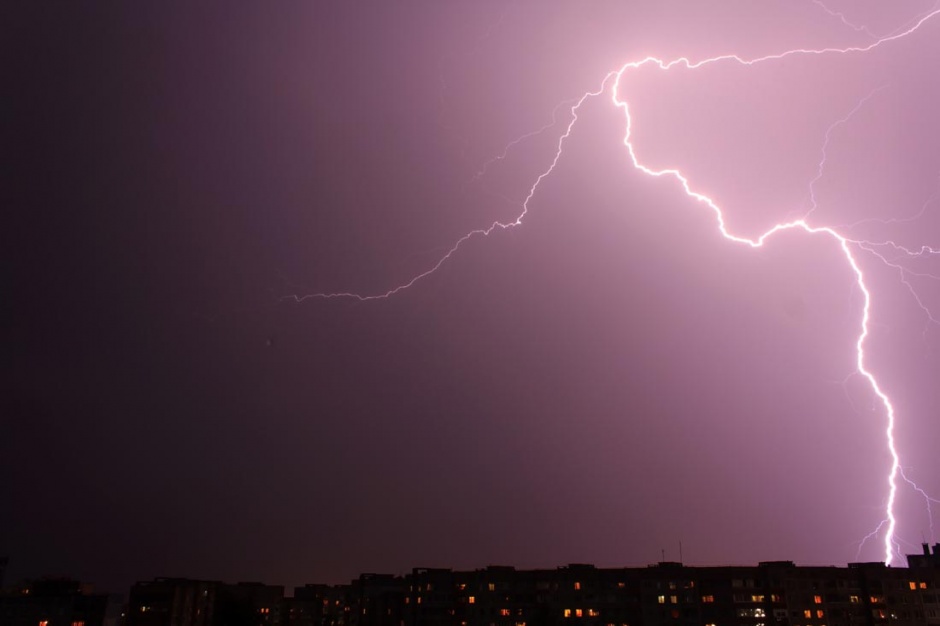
[5,0,940,593]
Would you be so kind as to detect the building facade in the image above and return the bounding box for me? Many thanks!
[123,546,940,626]
[0,577,113,626]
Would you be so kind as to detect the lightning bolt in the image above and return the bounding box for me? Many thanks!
[811,0,880,39]
[473,97,579,181]
[812,0,940,41]
[803,86,886,222]
[289,5,940,565]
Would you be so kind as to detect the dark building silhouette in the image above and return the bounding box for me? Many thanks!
[350,574,405,626]
[126,578,219,626]
[404,557,940,626]
[401,554,940,626]
[0,577,112,626]
[124,548,940,626]
[909,545,940,570]
[126,578,285,626]
[219,582,286,626]
[284,583,348,626]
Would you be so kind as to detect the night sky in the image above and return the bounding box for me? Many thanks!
[5,1,940,594]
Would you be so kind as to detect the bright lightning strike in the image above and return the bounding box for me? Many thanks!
[289,5,940,565]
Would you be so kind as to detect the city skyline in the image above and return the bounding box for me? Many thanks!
[5,547,940,626]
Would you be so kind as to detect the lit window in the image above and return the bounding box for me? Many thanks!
[817,609,824,618]
[564,609,572,618]
[657,595,665,604]
[701,595,715,603]
[911,582,918,591]
[469,597,476,605]
[588,609,599,617]
[921,582,928,590]
[804,610,812,618]
[417,597,422,605]
[488,583,495,592]
[850,595,860,604]
[617,582,625,589]
[458,584,467,591]
[500,609,511,616]
[39,622,49,626]
[814,595,823,604]
[669,596,677,605]
[575,609,583,618]
[771,594,783,603]
[72,622,86,626]
[751,595,765,602]
[574,582,581,590]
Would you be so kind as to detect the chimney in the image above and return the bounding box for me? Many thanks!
[933,543,940,556]
[924,543,931,556]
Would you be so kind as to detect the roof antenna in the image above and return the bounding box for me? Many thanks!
[679,541,683,563]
